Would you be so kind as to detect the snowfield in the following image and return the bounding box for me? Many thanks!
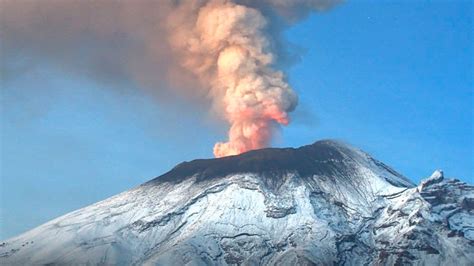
[1,140,473,265]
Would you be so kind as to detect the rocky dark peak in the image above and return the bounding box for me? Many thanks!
[147,139,412,187]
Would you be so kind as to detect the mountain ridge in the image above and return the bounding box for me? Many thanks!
[148,139,414,188]
[1,139,472,265]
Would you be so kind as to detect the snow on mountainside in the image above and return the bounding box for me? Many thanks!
[1,140,473,265]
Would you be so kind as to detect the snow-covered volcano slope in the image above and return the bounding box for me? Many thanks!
[1,140,473,265]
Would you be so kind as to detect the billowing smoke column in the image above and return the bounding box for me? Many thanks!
[1,0,338,157]
[169,1,298,157]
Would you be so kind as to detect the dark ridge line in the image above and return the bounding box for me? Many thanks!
[145,139,413,187]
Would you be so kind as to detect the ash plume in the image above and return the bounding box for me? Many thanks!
[1,0,339,157]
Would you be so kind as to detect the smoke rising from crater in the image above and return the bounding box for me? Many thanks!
[1,0,339,157]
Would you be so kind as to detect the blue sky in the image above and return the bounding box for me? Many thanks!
[1,1,472,239]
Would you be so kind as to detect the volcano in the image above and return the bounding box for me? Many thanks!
[1,140,473,265]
